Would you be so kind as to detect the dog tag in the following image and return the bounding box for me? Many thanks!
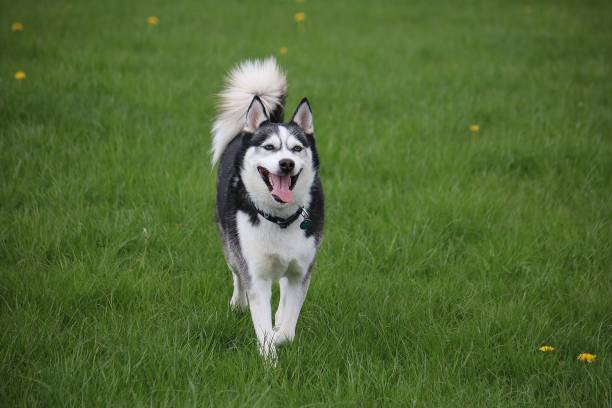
[300,219,311,230]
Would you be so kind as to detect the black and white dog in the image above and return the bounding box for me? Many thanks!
[212,58,324,361]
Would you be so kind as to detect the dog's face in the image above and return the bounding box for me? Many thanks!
[241,98,316,210]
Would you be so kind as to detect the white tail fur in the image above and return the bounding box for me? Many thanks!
[211,58,287,166]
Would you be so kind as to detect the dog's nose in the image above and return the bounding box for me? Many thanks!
[279,159,295,174]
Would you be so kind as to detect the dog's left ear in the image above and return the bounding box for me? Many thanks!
[291,98,314,134]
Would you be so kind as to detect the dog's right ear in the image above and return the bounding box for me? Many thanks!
[244,96,269,133]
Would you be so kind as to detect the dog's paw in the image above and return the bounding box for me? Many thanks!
[229,295,248,312]
[273,328,295,347]
[259,343,278,367]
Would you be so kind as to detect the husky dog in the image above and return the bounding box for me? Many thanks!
[212,58,324,361]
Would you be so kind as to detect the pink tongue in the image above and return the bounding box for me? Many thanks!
[269,174,293,203]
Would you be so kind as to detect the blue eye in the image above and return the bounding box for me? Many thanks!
[292,146,303,152]
[263,144,275,151]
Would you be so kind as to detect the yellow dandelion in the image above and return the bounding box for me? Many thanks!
[278,46,288,56]
[11,22,24,32]
[538,345,555,353]
[147,16,159,25]
[294,12,306,23]
[14,70,26,80]
[469,124,480,133]
[577,353,597,363]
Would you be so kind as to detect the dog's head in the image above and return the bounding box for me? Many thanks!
[241,97,317,211]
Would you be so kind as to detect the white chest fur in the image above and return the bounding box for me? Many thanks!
[236,210,317,281]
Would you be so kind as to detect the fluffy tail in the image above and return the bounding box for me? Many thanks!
[211,57,287,166]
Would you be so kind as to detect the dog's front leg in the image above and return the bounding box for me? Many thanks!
[274,273,311,346]
[246,277,276,362]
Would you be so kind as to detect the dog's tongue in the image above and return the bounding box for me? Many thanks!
[270,174,292,203]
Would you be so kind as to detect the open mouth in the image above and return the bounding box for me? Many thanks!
[257,166,301,204]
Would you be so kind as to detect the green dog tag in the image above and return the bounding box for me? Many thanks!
[300,219,311,230]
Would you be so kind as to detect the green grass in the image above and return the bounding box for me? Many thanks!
[1,0,612,406]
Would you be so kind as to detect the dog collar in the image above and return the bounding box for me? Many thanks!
[255,206,312,230]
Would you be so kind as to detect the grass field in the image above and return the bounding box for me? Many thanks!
[1,0,612,406]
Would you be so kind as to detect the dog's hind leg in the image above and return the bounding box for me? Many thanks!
[274,277,288,329]
[223,241,248,312]
[230,270,248,312]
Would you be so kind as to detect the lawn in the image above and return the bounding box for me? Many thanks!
[1,0,611,406]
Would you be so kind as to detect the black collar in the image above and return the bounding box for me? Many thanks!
[255,206,303,229]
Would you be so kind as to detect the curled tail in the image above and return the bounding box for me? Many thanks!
[211,57,287,166]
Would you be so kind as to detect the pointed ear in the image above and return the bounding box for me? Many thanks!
[291,97,314,134]
[244,96,269,132]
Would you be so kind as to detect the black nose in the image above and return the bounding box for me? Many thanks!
[279,159,295,174]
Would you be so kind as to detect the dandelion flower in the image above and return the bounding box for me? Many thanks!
[469,124,480,133]
[538,345,555,352]
[577,353,597,363]
[14,70,26,80]
[279,46,288,56]
[294,12,306,23]
[11,22,24,32]
[147,16,159,25]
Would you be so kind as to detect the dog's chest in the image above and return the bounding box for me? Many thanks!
[236,211,316,279]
